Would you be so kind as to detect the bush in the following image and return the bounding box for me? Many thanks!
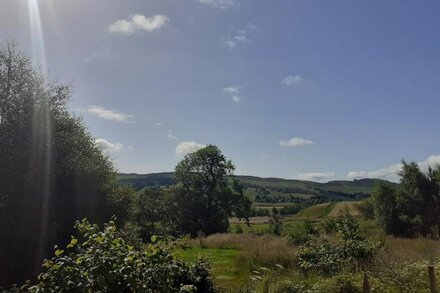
[285,224,311,246]
[6,219,213,293]
[298,215,379,276]
[320,218,337,234]
[298,239,342,276]
[310,273,362,293]
[355,199,374,220]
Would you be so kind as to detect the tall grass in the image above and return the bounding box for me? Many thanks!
[189,233,298,268]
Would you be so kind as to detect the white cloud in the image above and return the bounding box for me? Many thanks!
[296,172,335,182]
[108,14,169,35]
[347,155,440,181]
[279,137,314,147]
[176,141,206,156]
[223,85,241,94]
[198,0,236,9]
[79,106,134,123]
[232,95,241,102]
[95,138,124,152]
[247,23,257,30]
[224,29,251,49]
[281,74,311,86]
[154,122,162,127]
[223,85,242,102]
[167,130,177,140]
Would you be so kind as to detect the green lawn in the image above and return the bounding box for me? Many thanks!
[174,247,250,290]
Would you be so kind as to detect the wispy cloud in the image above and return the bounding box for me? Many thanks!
[223,85,241,94]
[83,47,116,63]
[296,172,335,182]
[347,155,440,181]
[176,141,206,156]
[154,122,162,127]
[77,106,135,123]
[95,138,125,152]
[223,85,242,102]
[281,74,311,86]
[224,29,251,49]
[279,137,314,147]
[167,130,177,140]
[108,14,169,35]
[198,0,236,9]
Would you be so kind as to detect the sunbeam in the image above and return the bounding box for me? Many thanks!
[27,0,47,71]
[26,0,52,274]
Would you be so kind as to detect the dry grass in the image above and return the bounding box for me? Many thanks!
[328,201,360,217]
[188,233,298,268]
[380,236,440,264]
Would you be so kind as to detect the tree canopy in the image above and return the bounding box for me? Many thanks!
[0,42,115,286]
[169,145,251,236]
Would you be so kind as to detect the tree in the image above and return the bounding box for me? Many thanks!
[169,145,251,236]
[0,41,115,286]
[132,188,168,241]
[269,207,282,236]
[371,161,440,237]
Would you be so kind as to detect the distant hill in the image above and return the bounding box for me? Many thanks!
[117,172,396,203]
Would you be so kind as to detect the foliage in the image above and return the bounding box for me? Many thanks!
[108,185,137,225]
[169,145,251,236]
[285,222,314,245]
[0,41,115,286]
[320,218,337,234]
[372,161,440,237]
[131,187,168,242]
[355,199,375,219]
[5,219,213,293]
[298,215,378,275]
[269,207,282,236]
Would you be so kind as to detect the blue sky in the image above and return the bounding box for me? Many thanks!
[1,0,440,182]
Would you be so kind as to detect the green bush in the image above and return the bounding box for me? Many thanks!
[285,224,311,246]
[320,218,337,234]
[298,215,379,276]
[6,219,213,293]
[298,239,342,276]
[310,273,362,293]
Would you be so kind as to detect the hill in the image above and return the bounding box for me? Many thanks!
[118,172,395,204]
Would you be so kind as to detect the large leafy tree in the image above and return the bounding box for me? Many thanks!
[372,161,440,237]
[169,145,251,236]
[0,42,115,286]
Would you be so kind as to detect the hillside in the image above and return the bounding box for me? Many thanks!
[118,172,395,203]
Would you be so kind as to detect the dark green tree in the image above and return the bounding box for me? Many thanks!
[0,41,115,286]
[371,161,440,237]
[169,145,251,236]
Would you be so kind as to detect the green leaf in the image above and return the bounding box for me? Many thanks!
[55,249,64,257]
[67,237,78,248]
[151,235,158,243]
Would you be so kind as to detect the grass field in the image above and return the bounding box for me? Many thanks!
[174,247,249,290]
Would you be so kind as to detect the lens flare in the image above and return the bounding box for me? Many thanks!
[27,0,47,71]
[26,0,51,273]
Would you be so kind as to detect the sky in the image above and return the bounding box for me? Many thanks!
[1,0,440,182]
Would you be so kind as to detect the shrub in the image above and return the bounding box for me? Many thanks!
[320,218,337,234]
[6,219,213,293]
[285,224,311,246]
[310,273,362,293]
[298,215,379,276]
[298,238,342,276]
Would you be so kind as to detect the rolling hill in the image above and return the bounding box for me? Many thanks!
[118,172,395,204]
